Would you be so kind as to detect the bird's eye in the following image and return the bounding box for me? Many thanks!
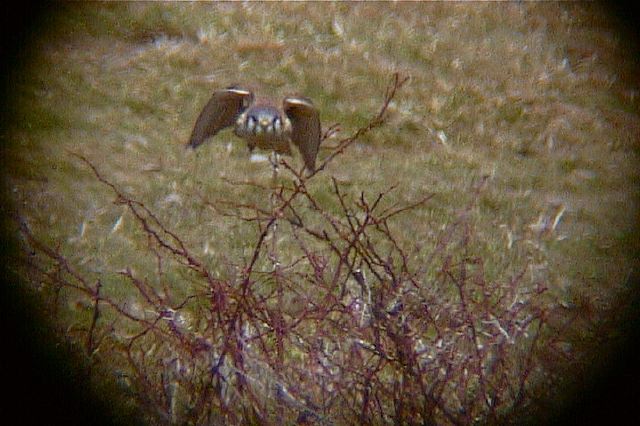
[247,116,257,131]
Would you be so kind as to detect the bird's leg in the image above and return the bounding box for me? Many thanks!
[268,150,285,373]
[269,151,280,181]
[268,151,280,257]
[268,151,280,264]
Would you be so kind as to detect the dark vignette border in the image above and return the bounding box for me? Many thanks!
[0,3,638,425]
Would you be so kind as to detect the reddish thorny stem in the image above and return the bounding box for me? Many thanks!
[19,73,552,424]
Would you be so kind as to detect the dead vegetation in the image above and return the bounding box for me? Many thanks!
[17,75,563,424]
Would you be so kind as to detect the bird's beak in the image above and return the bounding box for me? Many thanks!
[259,117,271,127]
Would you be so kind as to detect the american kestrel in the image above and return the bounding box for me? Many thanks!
[187,86,321,173]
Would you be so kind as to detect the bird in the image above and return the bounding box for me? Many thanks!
[187,86,322,173]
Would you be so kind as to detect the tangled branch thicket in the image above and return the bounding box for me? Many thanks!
[19,74,555,424]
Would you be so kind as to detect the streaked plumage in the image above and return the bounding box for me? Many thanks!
[188,87,321,173]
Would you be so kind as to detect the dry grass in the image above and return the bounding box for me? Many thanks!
[4,2,639,424]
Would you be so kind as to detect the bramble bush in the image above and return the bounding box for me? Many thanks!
[19,75,558,425]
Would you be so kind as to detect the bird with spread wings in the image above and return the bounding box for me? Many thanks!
[187,86,321,173]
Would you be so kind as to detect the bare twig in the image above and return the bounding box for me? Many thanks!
[17,73,553,425]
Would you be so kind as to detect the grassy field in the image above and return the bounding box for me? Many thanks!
[4,2,639,424]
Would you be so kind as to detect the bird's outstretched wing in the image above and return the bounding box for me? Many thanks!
[187,87,254,148]
[283,96,321,173]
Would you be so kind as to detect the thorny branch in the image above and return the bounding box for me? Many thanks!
[17,73,553,425]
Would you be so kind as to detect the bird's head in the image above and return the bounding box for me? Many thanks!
[236,105,289,141]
